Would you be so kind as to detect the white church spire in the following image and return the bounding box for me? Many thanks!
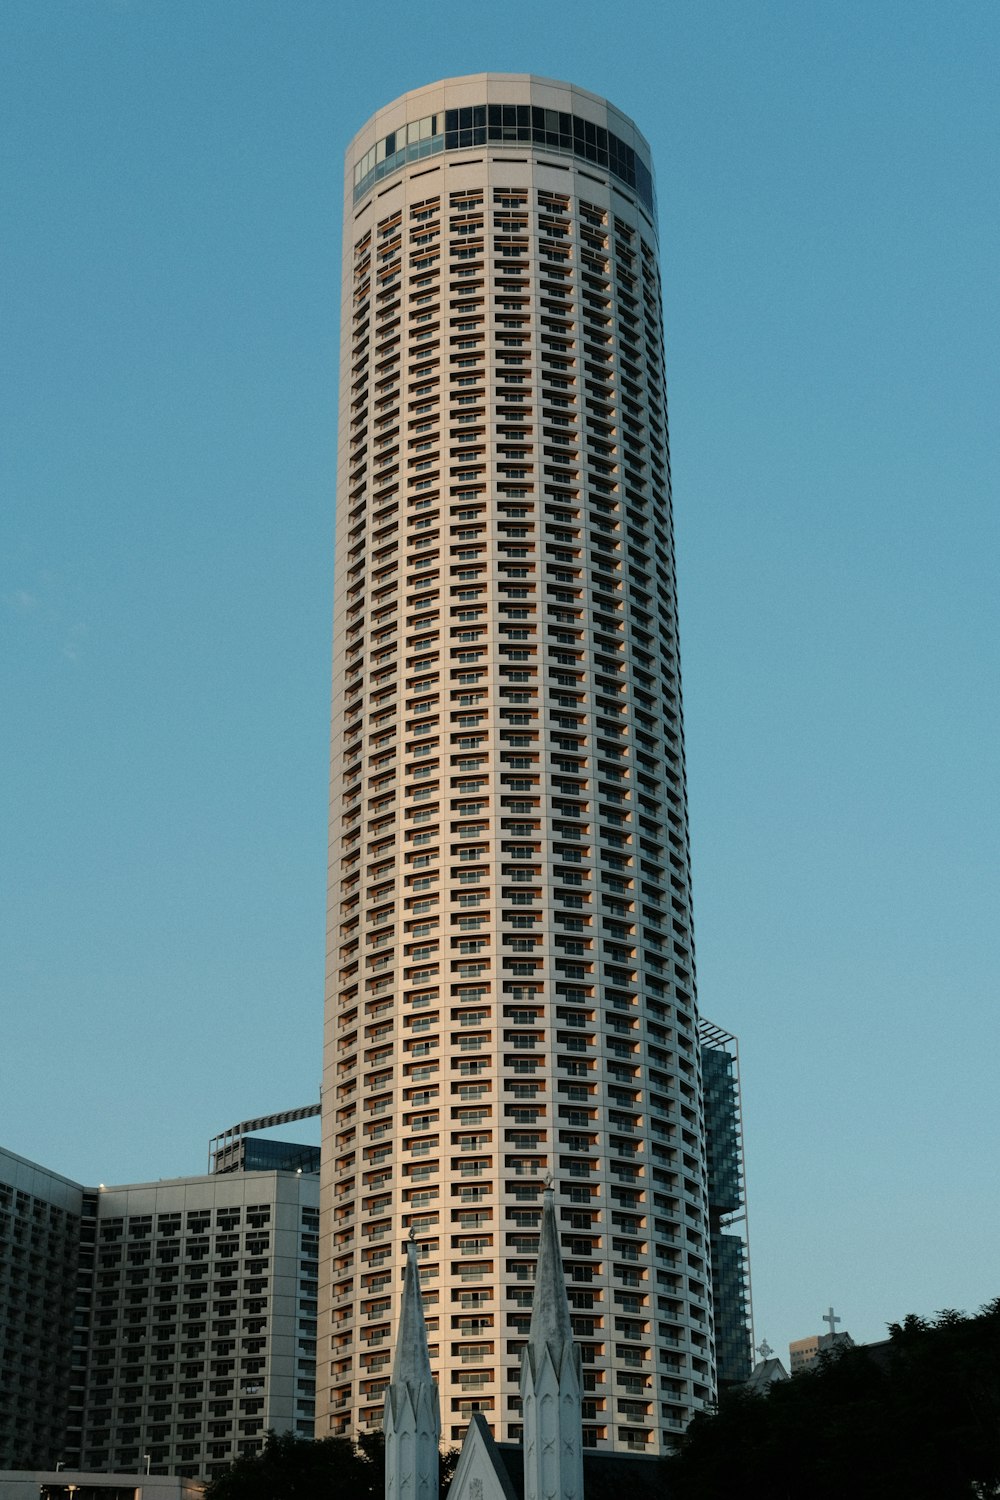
[384,1232,440,1500]
[520,1184,584,1500]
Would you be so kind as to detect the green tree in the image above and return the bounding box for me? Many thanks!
[202,1431,377,1500]
[663,1300,1000,1500]
[353,1429,459,1497]
[202,1428,458,1500]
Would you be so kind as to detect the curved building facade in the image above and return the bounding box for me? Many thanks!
[320,74,714,1454]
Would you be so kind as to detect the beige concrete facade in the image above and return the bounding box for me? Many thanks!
[78,1172,318,1480]
[320,75,714,1454]
[0,1148,318,1482]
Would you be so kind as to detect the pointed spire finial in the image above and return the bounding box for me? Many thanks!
[527,1173,573,1358]
[391,1229,433,1386]
[521,1165,583,1500]
[385,1232,440,1500]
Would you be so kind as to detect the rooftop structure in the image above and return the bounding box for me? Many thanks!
[208,1105,321,1175]
[699,1021,753,1386]
[789,1311,855,1376]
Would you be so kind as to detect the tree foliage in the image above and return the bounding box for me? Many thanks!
[664,1299,1000,1500]
[202,1429,457,1500]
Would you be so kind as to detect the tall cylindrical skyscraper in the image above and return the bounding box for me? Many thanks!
[320,75,713,1455]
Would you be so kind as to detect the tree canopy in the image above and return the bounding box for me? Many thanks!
[664,1299,1000,1500]
[202,1428,457,1500]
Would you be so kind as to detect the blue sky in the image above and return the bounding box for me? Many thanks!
[2,0,997,1365]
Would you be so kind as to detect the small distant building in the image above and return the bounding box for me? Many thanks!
[789,1309,854,1374]
[745,1355,789,1392]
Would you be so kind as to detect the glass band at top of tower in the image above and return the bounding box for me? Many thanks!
[348,74,657,224]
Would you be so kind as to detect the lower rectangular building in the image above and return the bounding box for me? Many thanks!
[0,1147,318,1482]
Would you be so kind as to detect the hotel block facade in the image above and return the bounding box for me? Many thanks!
[320,75,715,1453]
[0,1146,318,1480]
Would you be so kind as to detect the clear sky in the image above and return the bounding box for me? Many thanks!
[2,0,997,1368]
